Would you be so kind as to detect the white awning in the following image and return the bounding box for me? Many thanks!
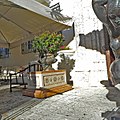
[0,0,70,48]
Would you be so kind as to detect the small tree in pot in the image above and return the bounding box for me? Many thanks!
[33,31,64,71]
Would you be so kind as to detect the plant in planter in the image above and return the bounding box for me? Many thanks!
[33,31,64,71]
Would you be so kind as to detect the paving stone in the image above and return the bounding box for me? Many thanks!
[0,86,115,120]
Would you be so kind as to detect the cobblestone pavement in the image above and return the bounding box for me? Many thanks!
[1,82,120,120]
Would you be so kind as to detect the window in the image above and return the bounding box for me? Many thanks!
[21,40,33,54]
[28,40,33,50]
[0,48,9,59]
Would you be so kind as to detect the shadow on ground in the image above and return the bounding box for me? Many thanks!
[100,80,120,119]
[0,85,44,115]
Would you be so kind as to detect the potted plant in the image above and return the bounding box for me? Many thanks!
[32,31,64,71]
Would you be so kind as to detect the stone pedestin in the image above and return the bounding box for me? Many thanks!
[23,70,73,98]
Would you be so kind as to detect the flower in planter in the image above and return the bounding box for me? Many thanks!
[60,46,71,50]
[32,31,64,70]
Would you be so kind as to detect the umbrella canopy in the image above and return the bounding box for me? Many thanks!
[0,0,70,48]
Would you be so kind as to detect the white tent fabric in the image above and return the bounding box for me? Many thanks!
[35,0,50,6]
[0,0,70,48]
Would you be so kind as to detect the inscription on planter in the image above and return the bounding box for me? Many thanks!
[43,74,65,87]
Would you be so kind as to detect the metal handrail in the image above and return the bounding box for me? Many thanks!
[9,63,41,92]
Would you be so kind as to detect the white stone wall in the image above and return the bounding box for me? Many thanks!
[50,0,103,49]
[51,0,108,87]
[71,47,108,87]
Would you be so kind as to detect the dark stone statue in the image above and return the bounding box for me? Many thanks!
[92,0,120,85]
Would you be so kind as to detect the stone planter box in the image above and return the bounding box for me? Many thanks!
[23,70,73,98]
[28,70,67,89]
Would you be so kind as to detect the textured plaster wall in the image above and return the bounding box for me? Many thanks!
[51,0,108,87]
